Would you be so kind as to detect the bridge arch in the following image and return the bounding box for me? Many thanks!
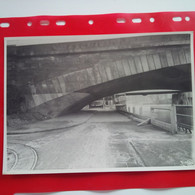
[7,34,192,118]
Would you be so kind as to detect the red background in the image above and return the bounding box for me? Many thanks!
[0,11,195,195]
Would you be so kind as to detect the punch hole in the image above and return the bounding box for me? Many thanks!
[27,22,32,27]
[0,23,10,28]
[132,18,142,23]
[88,20,94,25]
[150,18,155,23]
[172,17,182,22]
[40,20,50,26]
[116,18,126,23]
[185,16,190,21]
[56,21,66,26]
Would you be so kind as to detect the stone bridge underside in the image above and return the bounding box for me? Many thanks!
[7,34,192,117]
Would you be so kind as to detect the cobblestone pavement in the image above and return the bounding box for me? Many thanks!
[5,110,194,173]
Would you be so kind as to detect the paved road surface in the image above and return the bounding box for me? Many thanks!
[6,110,193,172]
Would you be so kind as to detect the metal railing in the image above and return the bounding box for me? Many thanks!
[175,105,193,133]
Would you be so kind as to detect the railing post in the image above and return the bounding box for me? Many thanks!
[171,105,177,134]
[150,107,154,124]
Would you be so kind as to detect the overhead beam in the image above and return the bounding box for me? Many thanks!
[8,34,190,57]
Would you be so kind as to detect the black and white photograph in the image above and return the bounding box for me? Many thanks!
[3,32,195,174]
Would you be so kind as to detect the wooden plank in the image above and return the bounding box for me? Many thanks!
[172,50,181,65]
[146,54,156,70]
[184,48,191,63]
[91,68,98,85]
[166,51,174,67]
[111,62,120,79]
[64,72,79,92]
[159,53,168,68]
[105,66,113,80]
[122,59,131,76]
[66,74,77,91]
[93,66,102,84]
[58,75,66,93]
[98,64,108,82]
[74,72,83,91]
[63,74,72,92]
[86,68,96,85]
[115,60,126,77]
[134,56,143,73]
[140,55,149,72]
[178,49,187,64]
[153,54,161,69]
[128,57,137,74]
[79,70,89,89]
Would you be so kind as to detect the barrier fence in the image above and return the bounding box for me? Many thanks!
[151,105,193,133]
[175,105,193,133]
[116,104,193,134]
[150,106,174,133]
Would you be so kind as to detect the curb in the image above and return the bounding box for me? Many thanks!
[7,113,94,135]
[8,122,83,135]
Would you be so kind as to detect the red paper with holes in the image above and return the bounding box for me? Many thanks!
[1,12,195,195]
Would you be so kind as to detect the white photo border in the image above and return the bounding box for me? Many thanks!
[3,31,195,174]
